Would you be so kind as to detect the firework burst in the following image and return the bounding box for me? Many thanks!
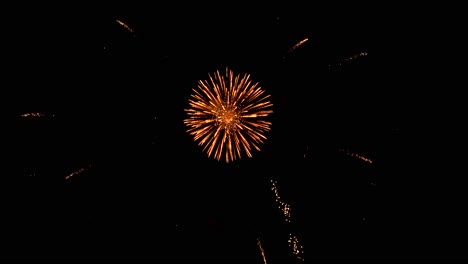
[184,67,273,163]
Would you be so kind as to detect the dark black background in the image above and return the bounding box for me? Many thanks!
[2,2,466,263]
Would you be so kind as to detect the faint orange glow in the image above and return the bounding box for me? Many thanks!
[65,165,91,180]
[115,19,134,33]
[339,149,373,164]
[257,238,268,264]
[184,67,273,163]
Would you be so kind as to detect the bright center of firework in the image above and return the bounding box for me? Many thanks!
[223,111,235,123]
[217,107,239,128]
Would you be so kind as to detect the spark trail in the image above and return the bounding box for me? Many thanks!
[20,112,46,118]
[115,19,134,34]
[257,238,268,264]
[287,38,309,54]
[339,149,373,164]
[270,179,291,223]
[329,51,368,68]
[65,165,91,180]
[288,233,305,262]
[270,179,305,261]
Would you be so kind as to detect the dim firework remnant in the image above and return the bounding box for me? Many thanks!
[184,67,273,163]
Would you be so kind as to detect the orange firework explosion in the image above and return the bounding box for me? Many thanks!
[184,67,273,163]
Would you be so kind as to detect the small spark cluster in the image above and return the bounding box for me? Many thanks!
[288,233,305,262]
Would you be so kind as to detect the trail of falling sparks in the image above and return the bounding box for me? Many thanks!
[271,180,305,261]
[65,165,91,180]
[285,38,309,57]
[270,180,291,223]
[115,19,134,34]
[288,233,305,262]
[20,112,46,118]
[339,149,373,164]
[257,238,268,264]
[329,51,368,68]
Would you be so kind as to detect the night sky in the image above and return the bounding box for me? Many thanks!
[3,3,466,263]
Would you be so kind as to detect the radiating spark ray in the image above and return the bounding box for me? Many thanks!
[115,19,134,33]
[257,238,268,264]
[184,67,273,163]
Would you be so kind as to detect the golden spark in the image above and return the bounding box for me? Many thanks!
[184,67,273,163]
